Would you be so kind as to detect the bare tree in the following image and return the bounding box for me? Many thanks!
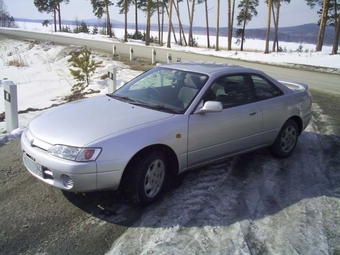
[167,0,174,47]
[116,0,132,42]
[173,0,187,46]
[265,0,272,53]
[204,0,211,48]
[306,0,331,51]
[186,0,204,46]
[228,0,236,50]
[216,0,220,51]
[317,0,330,51]
[271,0,292,52]
[332,12,340,54]
[0,0,15,27]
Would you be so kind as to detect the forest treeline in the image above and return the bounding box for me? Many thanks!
[1,0,339,54]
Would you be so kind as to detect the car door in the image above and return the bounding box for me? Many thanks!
[187,75,263,167]
[247,74,287,145]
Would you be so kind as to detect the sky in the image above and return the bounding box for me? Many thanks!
[4,0,320,29]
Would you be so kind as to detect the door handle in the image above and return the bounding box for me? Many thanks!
[249,111,258,116]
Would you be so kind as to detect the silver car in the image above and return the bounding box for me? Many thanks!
[21,62,312,205]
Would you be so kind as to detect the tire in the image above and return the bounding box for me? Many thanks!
[123,151,167,206]
[270,119,299,158]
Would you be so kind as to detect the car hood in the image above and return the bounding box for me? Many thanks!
[28,96,173,147]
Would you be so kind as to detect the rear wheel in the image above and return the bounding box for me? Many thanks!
[270,119,299,158]
[124,151,167,205]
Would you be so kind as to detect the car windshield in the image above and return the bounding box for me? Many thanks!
[110,67,208,114]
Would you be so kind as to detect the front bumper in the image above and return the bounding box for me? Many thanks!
[21,130,122,192]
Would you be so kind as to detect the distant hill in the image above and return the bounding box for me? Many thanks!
[189,23,336,46]
[14,18,337,46]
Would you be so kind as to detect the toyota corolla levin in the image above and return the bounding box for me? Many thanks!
[21,62,312,205]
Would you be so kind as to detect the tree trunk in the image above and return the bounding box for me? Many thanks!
[160,1,165,46]
[145,0,151,45]
[272,0,279,52]
[316,0,329,52]
[135,0,138,39]
[57,2,61,32]
[165,3,178,44]
[228,0,236,50]
[157,1,161,45]
[177,1,182,45]
[205,0,210,48]
[167,0,173,48]
[265,0,272,53]
[241,0,249,51]
[187,0,196,46]
[190,0,196,46]
[105,2,112,37]
[173,0,187,46]
[124,0,128,42]
[216,0,220,51]
[53,8,57,32]
[228,0,231,50]
[332,13,340,54]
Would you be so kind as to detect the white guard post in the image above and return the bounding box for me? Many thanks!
[107,65,117,94]
[167,53,172,63]
[152,49,156,65]
[113,44,117,56]
[130,47,134,61]
[3,81,18,132]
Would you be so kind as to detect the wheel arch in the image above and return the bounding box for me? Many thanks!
[120,144,179,188]
[287,116,303,135]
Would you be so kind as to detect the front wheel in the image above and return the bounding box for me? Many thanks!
[270,119,299,158]
[123,151,167,205]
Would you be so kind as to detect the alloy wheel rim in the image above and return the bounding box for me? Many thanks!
[281,126,297,153]
[144,159,165,198]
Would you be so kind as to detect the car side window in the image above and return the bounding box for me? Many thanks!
[251,75,283,100]
[207,75,255,108]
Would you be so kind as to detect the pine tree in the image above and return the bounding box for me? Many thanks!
[236,0,259,51]
[90,0,114,37]
[79,20,89,33]
[116,0,133,42]
[92,24,99,35]
[34,0,69,32]
[69,47,97,92]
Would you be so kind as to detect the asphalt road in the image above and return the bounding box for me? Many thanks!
[0,28,339,95]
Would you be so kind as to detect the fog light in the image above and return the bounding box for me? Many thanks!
[61,174,74,189]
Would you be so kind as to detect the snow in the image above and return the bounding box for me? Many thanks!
[1,21,340,254]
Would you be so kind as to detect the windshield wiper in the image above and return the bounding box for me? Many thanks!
[106,94,137,103]
[146,104,182,114]
[107,94,181,113]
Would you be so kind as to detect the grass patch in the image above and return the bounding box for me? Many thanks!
[6,55,28,67]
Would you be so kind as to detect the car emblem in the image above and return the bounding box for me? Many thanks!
[30,139,34,147]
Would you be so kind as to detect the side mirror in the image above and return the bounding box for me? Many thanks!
[195,101,223,114]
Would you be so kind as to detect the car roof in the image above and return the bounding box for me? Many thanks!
[159,62,260,76]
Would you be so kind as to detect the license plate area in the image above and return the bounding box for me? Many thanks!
[23,152,44,178]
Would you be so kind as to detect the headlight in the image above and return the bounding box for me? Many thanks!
[48,145,101,162]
